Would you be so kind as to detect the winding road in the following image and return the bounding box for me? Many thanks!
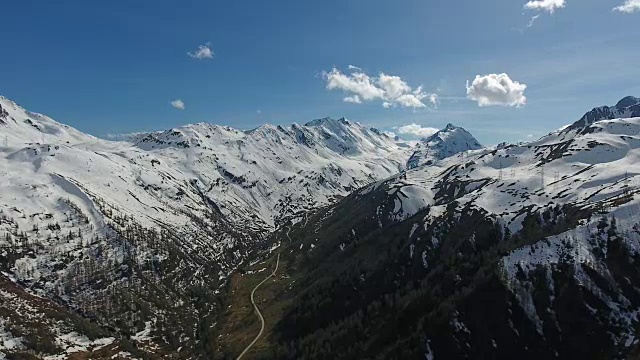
[236,253,280,360]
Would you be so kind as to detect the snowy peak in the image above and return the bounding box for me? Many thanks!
[304,116,352,128]
[407,123,482,169]
[616,95,640,109]
[368,114,640,236]
[424,123,474,143]
[132,122,245,150]
[299,117,378,154]
[0,96,93,147]
[0,93,413,230]
[443,122,458,131]
[566,95,640,131]
[132,116,403,160]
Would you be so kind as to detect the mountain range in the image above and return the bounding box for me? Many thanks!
[1,95,640,359]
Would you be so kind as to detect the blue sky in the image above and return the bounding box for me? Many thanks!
[1,0,639,144]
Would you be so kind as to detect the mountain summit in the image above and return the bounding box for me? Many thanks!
[566,95,640,131]
[407,123,482,169]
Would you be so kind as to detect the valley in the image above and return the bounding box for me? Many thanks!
[2,95,640,359]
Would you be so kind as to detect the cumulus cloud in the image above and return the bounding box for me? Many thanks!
[171,99,186,110]
[323,67,437,109]
[188,43,214,59]
[524,0,566,13]
[395,123,439,138]
[324,68,385,101]
[614,0,640,13]
[466,73,527,107]
[378,74,411,99]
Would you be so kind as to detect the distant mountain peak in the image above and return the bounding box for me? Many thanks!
[566,95,640,131]
[444,123,458,131]
[407,123,481,169]
[244,123,279,134]
[615,96,640,109]
[304,117,351,128]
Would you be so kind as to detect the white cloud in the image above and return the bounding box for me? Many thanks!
[524,0,566,13]
[395,94,426,108]
[323,67,437,109]
[344,95,362,104]
[324,68,385,101]
[527,14,541,28]
[257,109,262,114]
[428,93,439,107]
[378,73,412,99]
[466,73,527,107]
[171,99,186,110]
[613,0,640,13]
[188,43,214,60]
[395,123,439,138]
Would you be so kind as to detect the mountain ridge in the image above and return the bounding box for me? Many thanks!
[566,95,640,131]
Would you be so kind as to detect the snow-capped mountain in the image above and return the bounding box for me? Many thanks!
[0,96,95,145]
[128,116,411,227]
[7,92,640,359]
[0,95,414,356]
[0,96,410,235]
[566,95,640,131]
[253,97,640,359]
[406,123,482,169]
